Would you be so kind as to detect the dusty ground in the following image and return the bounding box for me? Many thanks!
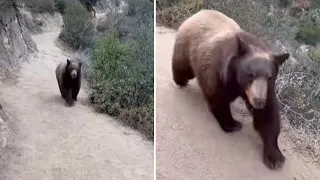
[0,28,153,179]
[156,26,320,180]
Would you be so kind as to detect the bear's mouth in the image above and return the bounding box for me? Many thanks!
[245,78,267,109]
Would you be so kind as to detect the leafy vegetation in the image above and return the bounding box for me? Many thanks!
[295,26,320,46]
[54,0,66,14]
[88,0,154,140]
[58,0,94,50]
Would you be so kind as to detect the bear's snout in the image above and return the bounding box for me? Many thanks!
[252,97,266,109]
[70,70,78,79]
[245,78,268,109]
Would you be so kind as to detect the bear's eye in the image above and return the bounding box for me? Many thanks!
[247,71,254,78]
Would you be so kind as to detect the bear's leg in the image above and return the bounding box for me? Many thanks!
[72,82,81,101]
[72,86,80,101]
[171,42,194,87]
[59,85,66,99]
[252,99,285,170]
[206,90,242,132]
[65,88,74,106]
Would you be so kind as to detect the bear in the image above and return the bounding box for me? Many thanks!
[55,58,82,106]
[171,9,290,170]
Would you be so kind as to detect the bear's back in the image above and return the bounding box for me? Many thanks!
[177,10,241,44]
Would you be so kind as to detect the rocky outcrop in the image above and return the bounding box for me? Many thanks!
[0,0,37,80]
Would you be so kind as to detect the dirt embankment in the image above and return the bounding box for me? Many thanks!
[156,26,320,180]
[0,0,37,80]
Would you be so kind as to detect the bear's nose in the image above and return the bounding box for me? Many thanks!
[253,98,266,109]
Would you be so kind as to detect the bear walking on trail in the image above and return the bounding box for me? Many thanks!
[55,58,82,106]
[172,9,290,170]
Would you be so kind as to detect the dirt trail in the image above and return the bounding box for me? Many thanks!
[156,26,320,180]
[0,28,153,179]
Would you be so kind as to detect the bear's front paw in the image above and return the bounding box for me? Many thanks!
[263,149,285,170]
[66,100,75,107]
[219,120,242,133]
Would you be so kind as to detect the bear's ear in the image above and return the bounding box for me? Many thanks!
[236,35,249,56]
[67,59,71,66]
[273,52,290,66]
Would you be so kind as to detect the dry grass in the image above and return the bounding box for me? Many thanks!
[282,118,320,166]
[156,0,203,29]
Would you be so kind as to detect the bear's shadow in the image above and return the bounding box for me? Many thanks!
[46,94,88,107]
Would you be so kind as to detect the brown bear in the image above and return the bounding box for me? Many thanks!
[55,58,82,106]
[172,9,290,170]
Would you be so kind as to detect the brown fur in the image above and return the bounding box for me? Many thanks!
[56,59,82,106]
[172,10,290,170]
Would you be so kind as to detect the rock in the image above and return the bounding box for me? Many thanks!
[0,0,37,80]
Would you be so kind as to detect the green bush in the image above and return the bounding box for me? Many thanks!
[278,0,291,8]
[295,26,320,46]
[54,0,66,14]
[89,31,154,139]
[84,0,154,139]
[119,102,154,140]
[59,0,94,50]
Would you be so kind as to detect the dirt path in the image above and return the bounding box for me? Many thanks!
[155,26,320,180]
[0,29,153,180]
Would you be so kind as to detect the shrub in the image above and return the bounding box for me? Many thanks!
[278,0,292,8]
[89,32,131,115]
[156,0,203,29]
[89,30,154,139]
[127,0,153,17]
[54,0,66,14]
[119,102,154,140]
[295,26,320,46]
[87,0,154,139]
[59,0,94,50]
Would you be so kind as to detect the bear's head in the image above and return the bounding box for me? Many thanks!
[235,36,289,109]
[66,58,82,79]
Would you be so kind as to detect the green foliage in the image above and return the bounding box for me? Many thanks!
[54,0,66,14]
[278,0,292,8]
[295,26,320,46]
[127,0,153,17]
[89,0,154,139]
[89,31,154,139]
[79,0,98,6]
[119,102,154,140]
[59,0,94,50]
